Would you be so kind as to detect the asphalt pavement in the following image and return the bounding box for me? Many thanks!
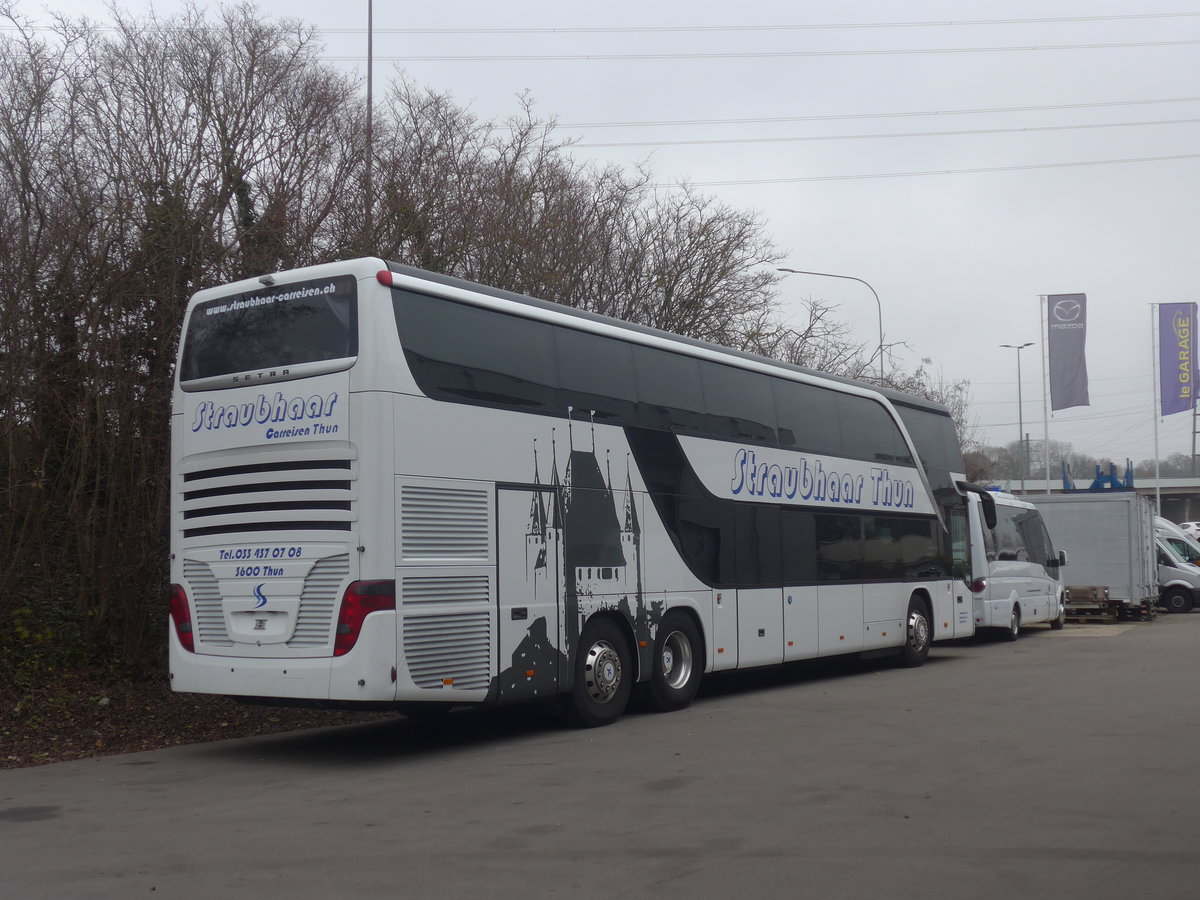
[3,614,1199,899]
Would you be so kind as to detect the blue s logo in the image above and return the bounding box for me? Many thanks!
[253,583,268,609]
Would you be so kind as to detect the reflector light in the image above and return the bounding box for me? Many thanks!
[169,584,194,653]
[969,578,988,594]
[334,580,396,657]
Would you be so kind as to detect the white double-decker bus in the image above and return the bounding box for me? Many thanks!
[169,258,974,725]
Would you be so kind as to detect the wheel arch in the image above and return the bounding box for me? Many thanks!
[659,604,708,676]
[578,609,642,682]
[908,587,934,636]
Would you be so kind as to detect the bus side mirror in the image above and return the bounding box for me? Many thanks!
[1058,550,1068,567]
[955,481,997,530]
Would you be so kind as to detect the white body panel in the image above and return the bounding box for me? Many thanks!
[1030,492,1156,607]
[967,492,1065,632]
[169,258,967,707]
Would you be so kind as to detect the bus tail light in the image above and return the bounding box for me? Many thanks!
[169,584,195,653]
[969,578,988,594]
[334,580,396,656]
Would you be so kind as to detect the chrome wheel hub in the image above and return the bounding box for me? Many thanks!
[583,640,623,704]
[660,630,694,690]
[908,611,930,653]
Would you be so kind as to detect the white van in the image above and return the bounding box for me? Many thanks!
[1156,517,1200,566]
[1155,534,1200,613]
[962,488,1068,639]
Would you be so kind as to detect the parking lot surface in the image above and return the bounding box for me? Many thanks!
[3,614,1199,898]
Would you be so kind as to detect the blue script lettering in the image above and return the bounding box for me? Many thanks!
[191,391,339,433]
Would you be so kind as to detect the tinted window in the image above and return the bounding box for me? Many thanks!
[772,380,843,456]
[181,275,357,381]
[735,504,782,586]
[863,516,942,579]
[395,290,557,409]
[780,507,818,583]
[895,405,962,473]
[701,363,775,443]
[1014,507,1051,568]
[816,515,863,580]
[633,346,705,431]
[992,506,1029,561]
[840,396,911,465]
[675,494,736,587]
[556,328,638,422]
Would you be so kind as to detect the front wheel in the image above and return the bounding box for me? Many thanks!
[1162,588,1194,614]
[1003,605,1021,641]
[566,618,633,727]
[896,596,931,667]
[647,612,703,712]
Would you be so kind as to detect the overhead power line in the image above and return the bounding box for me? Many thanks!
[8,10,1200,35]
[310,12,1200,35]
[576,116,1200,149]
[331,39,1200,62]
[560,95,1200,129]
[664,152,1200,187]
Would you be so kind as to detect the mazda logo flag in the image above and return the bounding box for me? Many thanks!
[1047,293,1090,411]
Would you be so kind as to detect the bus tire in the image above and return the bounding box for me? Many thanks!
[1004,605,1021,641]
[897,595,931,667]
[647,612,703,712]
[567,618,633,727]
[1050,597,1066,630]
[1162,588,1194,614]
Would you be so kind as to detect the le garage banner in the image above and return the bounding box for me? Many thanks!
[1047,293,1090,411]
[1159,302,1198,416]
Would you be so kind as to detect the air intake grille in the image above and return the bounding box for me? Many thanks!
[400,485,489,560]
[401,575,490,607]
[288,554,351,648]
[181,456,355,539]
[403,612,492,690]
[183,559,232,647]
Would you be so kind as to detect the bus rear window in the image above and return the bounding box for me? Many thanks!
[180,275,357,382]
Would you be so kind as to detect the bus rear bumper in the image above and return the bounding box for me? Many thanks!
[167,614,399,702]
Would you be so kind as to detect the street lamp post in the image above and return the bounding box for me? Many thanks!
[777,267,885,380]
[1001,342,1034,493]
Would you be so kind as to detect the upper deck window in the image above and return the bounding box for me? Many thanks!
[179,275,357,383]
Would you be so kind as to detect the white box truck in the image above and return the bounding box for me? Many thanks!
[1029,492,1157,616]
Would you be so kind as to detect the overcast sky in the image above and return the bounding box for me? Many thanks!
[10,0,1200,469]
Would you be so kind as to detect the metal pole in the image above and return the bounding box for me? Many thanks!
[365,0,374,236]
[1001,343,1034,493]
[1040,295,1051,493]
[1152,304,1162,514]
[777,267,884,380]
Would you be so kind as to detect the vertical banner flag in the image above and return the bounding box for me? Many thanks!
[1047,293,1090,411]
[1159,302,1197,416]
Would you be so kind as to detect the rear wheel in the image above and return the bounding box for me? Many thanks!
[1050,596,1067,630]
[647,612,703,712]
[566,618,633,727]
[1162,588,1194,614]
[1003,605,1021,641]
[897,596,931,667]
